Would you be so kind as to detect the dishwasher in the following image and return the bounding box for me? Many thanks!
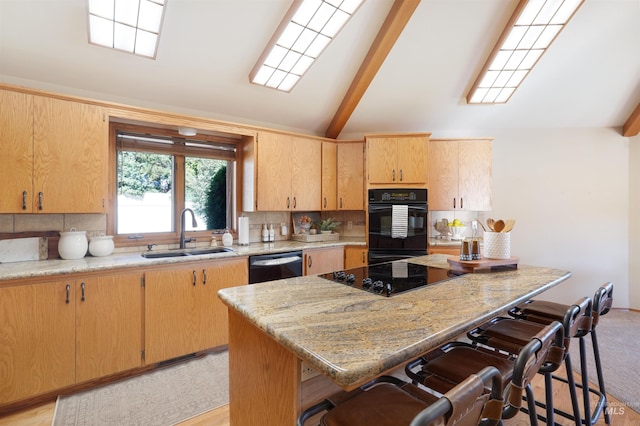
[248,251,303,284]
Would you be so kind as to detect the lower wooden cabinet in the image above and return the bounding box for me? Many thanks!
[344,246,367,269]
[303,246,344,276]
[75,272,143,383]
[144,258,247,364]
[0,280,75,405]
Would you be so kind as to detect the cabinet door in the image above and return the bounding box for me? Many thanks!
[321,142,337,210]
[366,137,397,183]
[75,272,143,383]
[203,258,248,348]
[427,140,459,210]
[344,246,367,269]
[291,136,321,210]
[0,90,34,213]
[337,142,364,210]
[256,131,293,211]
[304,247,344,276]
[32,96,108,213]
[0,281,75,404]
[396,136,427,183]
[458,140,492,211]
[145,266,202,364]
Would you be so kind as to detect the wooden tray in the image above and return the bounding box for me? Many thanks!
[447,255,519,273]
[291,232,339,243]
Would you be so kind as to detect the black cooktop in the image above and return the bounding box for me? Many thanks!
[319,262,465,297]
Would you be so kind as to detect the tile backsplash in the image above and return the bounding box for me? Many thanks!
[0,214,107,237]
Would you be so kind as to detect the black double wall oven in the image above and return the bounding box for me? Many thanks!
[368,188,428,264]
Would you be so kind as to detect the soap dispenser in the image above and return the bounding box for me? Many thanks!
[262,224,269,242]
[222,229,233,247]
[269,224,275,242]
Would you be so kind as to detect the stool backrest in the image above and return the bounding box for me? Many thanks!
[410,366,503,426]
[504,321,564,419]
[593,282,613,326]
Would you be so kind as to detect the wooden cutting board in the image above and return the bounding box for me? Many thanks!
[447,255,519,273]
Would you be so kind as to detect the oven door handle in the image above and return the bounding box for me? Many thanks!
[368,204,427,213]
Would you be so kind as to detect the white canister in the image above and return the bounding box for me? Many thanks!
[58,229,88,260]
[89,234,114,257]
[483,232,511,259]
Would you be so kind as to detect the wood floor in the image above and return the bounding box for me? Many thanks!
[1,372,638,426]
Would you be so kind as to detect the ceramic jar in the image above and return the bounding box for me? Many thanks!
[58,229,88,260]
[89,234,114,257]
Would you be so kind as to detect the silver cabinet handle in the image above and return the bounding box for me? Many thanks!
[38,192,43,210]
[460,198,463,209]
[339,197,343,209]
[287,197,290,209]
[202,269,207,285]
[293,197,297,209]
[192,270,197,286]
[400,169,403,181]
[323,197,327,209]
[307,256,312,268]
[65,284,70,304]
[392,169,395,181]
[453,198,456,209]
[22,191,27,210]
[81,282,86,302]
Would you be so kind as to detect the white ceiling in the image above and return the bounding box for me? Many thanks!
[1,0,639,139]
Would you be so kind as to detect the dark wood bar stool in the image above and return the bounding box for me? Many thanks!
[297,366,504,426]
[508,282,614,425]
[466,296,594,426]
[405,321,565,426]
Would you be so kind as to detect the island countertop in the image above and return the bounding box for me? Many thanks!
[218,254,571,390]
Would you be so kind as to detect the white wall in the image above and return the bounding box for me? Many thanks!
[435,127,631,308]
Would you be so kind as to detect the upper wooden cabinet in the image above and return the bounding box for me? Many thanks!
[0,89,108,213]
[366,134,429,184]
[321,141,337,211]
[254,131,321,211]
[337,142,365,210]
[428,138,492,211]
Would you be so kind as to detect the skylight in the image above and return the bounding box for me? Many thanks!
[87,0,166,59]
[467,0,584,104]
[250,0,364,92]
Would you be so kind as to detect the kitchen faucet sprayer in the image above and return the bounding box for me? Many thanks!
[180,208,198,249]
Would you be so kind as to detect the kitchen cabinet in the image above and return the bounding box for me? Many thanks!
[255,131,321,211]
[0,271,144,405]
[321,141,337,210]
[0,280,75,405]
[366,134,429,184]
[75,272,143,383]
[145,258,248,364]
[0,89,108,213]
[428,138,492,211]
[337,142,364,210]
[303,246,344,276]
[428,245,460,256]
[0,90,33,213]
[344,246,367,269]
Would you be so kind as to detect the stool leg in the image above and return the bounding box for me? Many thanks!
[591,329,611,425]
[579,337,592,426]
[563,354,583,426]
[544,373,555,426]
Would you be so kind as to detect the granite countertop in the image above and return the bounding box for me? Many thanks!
[218,254,571,389]
[0,238,365,282]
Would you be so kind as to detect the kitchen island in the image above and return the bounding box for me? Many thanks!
[217,254,571,425]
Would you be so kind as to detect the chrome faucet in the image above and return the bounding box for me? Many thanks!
[179,208,198,249]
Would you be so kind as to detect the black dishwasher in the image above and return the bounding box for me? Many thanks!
[248,251,303,284]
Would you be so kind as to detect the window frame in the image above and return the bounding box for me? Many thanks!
[108,122,241,248]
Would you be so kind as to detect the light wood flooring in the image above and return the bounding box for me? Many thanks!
[1,372,638,426]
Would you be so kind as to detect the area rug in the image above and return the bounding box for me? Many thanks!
[568,309,640,414]
[52,350,229,426]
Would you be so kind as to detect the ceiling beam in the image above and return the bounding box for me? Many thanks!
[623,99,640,137]
[324,0,421,139]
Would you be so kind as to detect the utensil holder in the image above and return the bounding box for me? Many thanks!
[484,232,510,259]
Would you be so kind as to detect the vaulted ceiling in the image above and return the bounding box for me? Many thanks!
[1,0,638,139]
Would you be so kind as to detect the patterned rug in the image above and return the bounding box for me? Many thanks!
[569,309,640,414]
[52,350,229,426]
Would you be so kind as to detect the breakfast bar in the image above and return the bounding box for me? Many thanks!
[217,254,572,425]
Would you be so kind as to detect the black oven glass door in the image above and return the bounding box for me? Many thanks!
[368,204,428,251]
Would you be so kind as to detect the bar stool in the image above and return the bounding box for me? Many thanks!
[509,282,614,425]
[297,366,504,426]
[467,296,594,426]
[406,321,565,426]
